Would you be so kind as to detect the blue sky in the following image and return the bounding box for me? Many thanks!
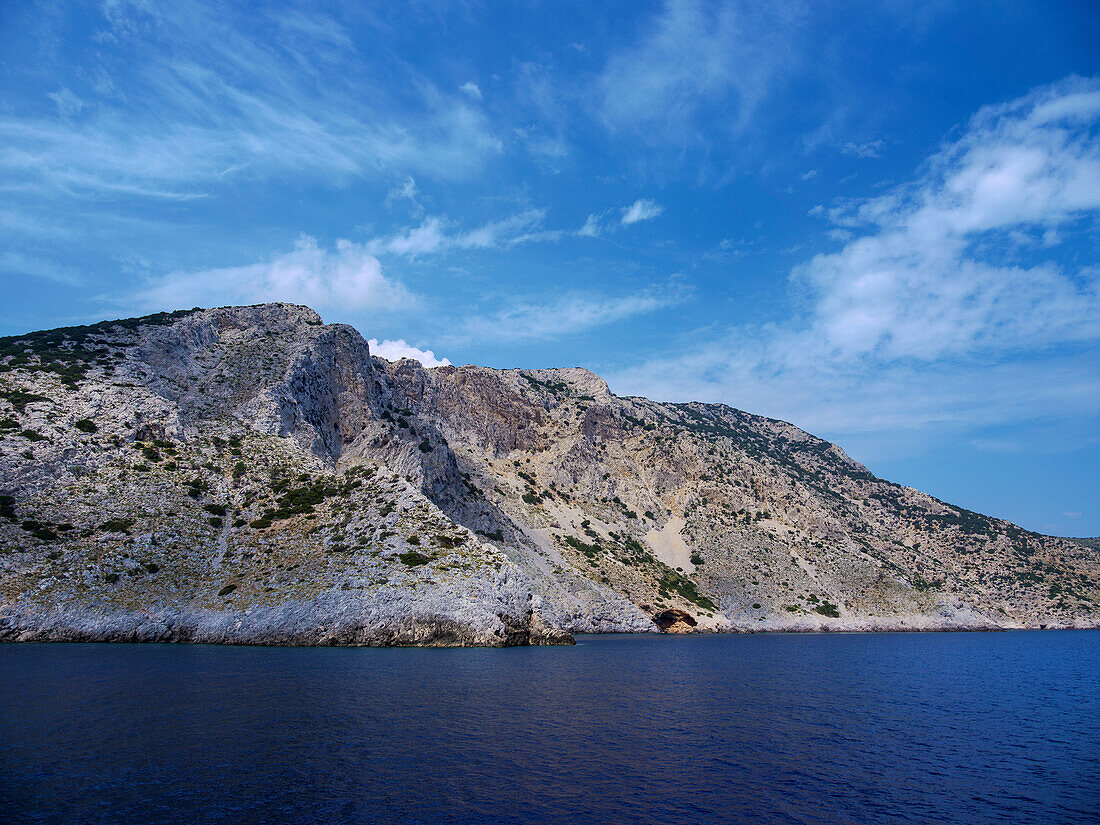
[1,1,1098,536]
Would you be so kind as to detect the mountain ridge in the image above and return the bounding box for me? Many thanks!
[1,303,1097,645]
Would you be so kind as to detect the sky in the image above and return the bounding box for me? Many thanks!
[1,1,1098,536]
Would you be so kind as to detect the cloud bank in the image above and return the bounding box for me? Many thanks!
[131,236,412,314]
[610,78,1100,454]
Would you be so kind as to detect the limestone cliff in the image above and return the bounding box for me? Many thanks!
[1,304,1096,646]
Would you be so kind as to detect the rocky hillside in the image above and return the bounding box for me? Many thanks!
[1,304,1097,646]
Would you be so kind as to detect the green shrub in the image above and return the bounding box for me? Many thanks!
[74,418,98,433]
[564,536,600,557]
[398,550,431,567]
[690,552,704,565]
[217,584,236,597]
[19,429,46,442]
[203,504,227,516]
[104,572,119,584]
[418,438,432,453]
[814,602,841,618]
[657,570,717,611]
[250,517,272,529]
[0,388,48,412]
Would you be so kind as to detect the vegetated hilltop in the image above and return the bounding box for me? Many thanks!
[1,304,1096,646]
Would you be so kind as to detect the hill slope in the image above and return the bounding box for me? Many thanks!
[1,304,1096,645]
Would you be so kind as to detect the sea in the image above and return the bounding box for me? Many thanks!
[2,631,1097,824]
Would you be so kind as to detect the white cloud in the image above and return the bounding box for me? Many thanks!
[130,236,412,313]
[0,5,503,202]
[608,77,1100,455]
[578,213,603,237]
[368,338,451,368]
[597,0,805,144]
[368,209,555,257]
[841,139,884,159]
[621,198,664,225]
[47,88,85,118]
[460,81,483,100]
[385,176,420,211]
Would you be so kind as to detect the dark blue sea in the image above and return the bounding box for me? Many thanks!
[1,631,1097,825]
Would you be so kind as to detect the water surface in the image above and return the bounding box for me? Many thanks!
[2,631,1097,824]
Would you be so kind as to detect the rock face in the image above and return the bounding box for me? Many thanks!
[0,304,1097,646]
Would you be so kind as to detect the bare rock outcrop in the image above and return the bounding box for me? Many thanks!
[1,303,1097,646]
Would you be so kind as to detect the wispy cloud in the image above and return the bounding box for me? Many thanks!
[460,81,483,100]
[384,176,423,215]
[579,199,664,236]
[129,236,413,314]
[0,251,81,285]
[460,281,689,342]
[367,209,557,257]
[840,139,885,159]
[578,213,604,237]
[368,338,451,367]
[0,4,502,202]
[610,78,1100,453]
[596,0,806,146]
[621,198,664,225]
[46,87,85,118]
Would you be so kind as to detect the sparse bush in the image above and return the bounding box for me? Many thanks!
[398,550,431,567]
